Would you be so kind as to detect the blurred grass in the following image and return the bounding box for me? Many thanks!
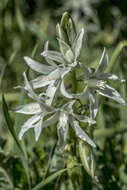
[0,0,127,189]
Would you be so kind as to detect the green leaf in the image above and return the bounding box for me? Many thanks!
[2,95,31,190]
[15,7,25,32]
[32,168,68,190]
[43,141,57,179]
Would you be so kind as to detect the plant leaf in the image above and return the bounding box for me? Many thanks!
[2,95,31,190]
[32,168,68,190]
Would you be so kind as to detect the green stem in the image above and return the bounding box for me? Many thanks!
[94,126,127,139]
[107,41,127,72]
[71,69,77,93]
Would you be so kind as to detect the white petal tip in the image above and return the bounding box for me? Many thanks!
[19,135,22,141]
[121,79,126,83]
[35,137,39,141]
[81,28,84,33]
[24,56,30,63]
[122,101,126,106]
[41,51,46,56]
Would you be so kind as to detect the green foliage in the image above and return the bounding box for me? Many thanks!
[0,1,127,190]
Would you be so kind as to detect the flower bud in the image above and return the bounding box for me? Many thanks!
[79,140,95,178]
[65,49,74,63]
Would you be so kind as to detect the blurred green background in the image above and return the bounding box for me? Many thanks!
[0,0,127,189]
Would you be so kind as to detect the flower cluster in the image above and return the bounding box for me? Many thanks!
[14,12,125,151]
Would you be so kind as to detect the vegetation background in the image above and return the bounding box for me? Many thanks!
[0,0,127,189]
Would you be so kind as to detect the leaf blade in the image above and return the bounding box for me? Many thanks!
[2,95,31,190]
[32,168,68,190]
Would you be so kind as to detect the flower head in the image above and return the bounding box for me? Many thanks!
[60,48,125,119]
[14,72,96,147]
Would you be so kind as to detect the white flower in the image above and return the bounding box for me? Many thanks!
[14,73,96,147]
[60,48,125,119]
[23,26,84,106]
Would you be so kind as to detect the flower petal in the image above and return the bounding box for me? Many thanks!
[43,112,59,128]
[57,38,71,58]
[24,56,54,74]
[13,102,41,115]
[89,91,98,119]
[60,80,73,99]
[70,118,96,148]
[23,72,39,101]
[62,100,75,112]
[72,28,84,60]
[34,113,46,141]
[31,69,61,89]
[60,79,88,99]
[41,50,66,65]
[95,47,108,74]
[43,41,58,67]
[97,84,126,105]
[79,141,95,178]
[79,62,91,80]
[73,113,96,125]
[57,112,69,147]
[30,75,51,89]
[97,73,125,82]
[19,114,41,140]
[45,80,60,106]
